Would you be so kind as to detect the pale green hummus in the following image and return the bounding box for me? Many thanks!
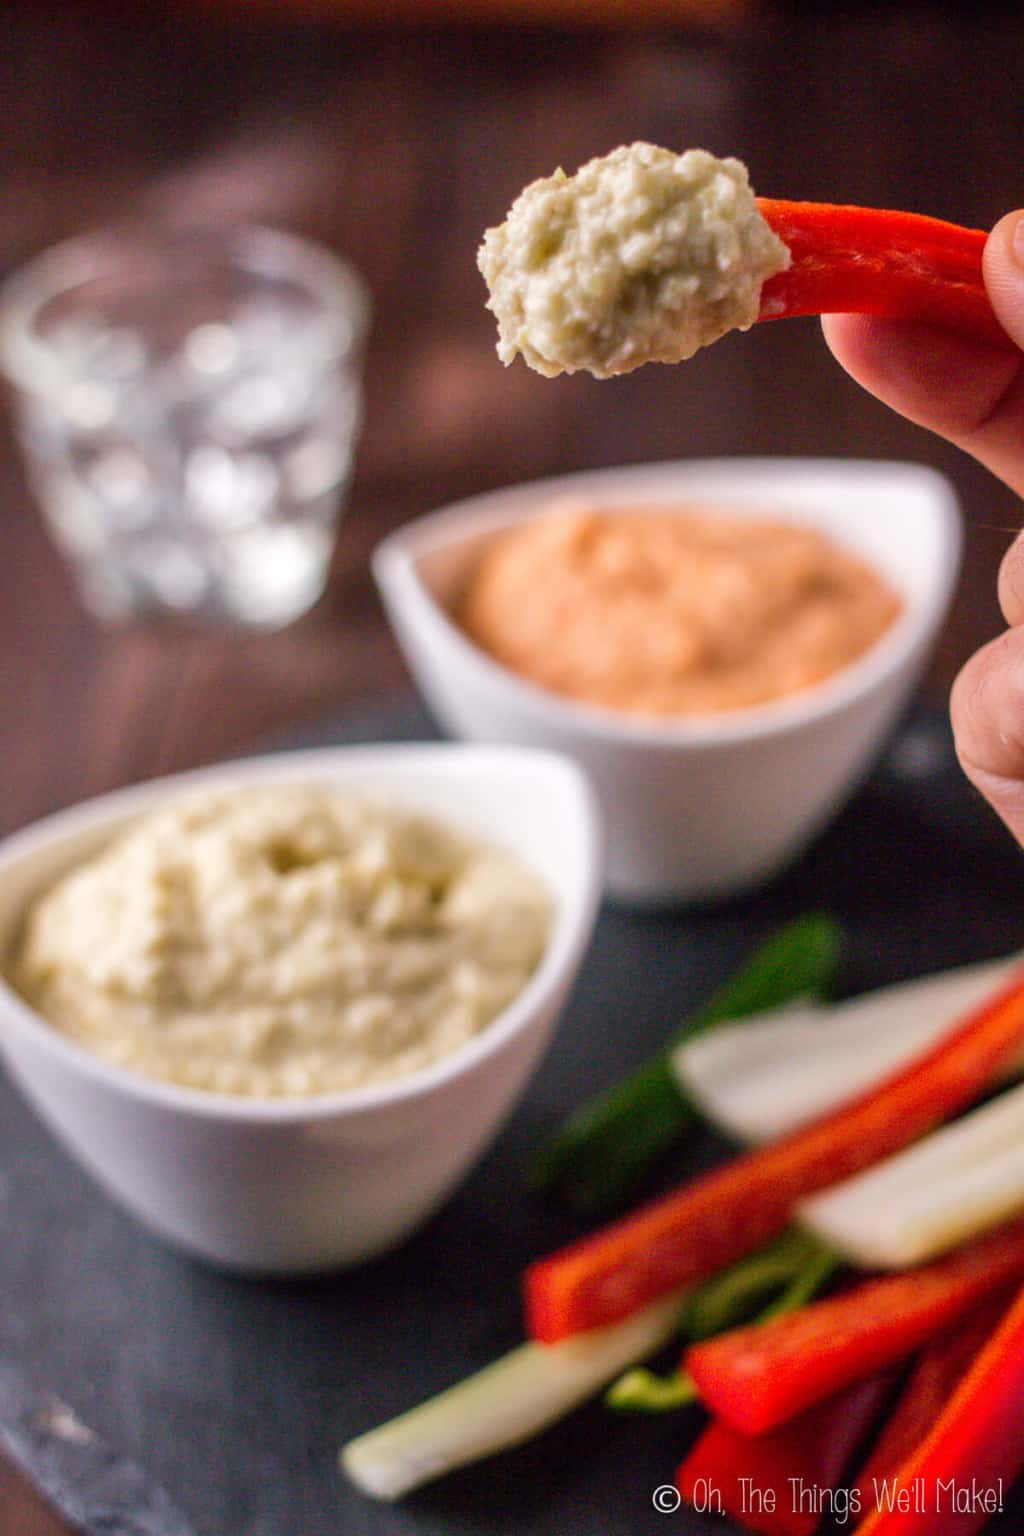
[478,144,790,378]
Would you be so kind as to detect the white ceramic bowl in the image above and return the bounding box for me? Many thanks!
[0,745,601,1273]
[375,458,962,905]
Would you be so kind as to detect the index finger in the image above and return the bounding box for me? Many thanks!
[821,311,1024,492]
[822,211,1024,496]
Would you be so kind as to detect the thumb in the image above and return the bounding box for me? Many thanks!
[985,212,1024,353]
[935,209,1024,495]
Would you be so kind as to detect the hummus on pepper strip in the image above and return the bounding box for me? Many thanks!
[14,786,550,1098]
[478,145,790,378]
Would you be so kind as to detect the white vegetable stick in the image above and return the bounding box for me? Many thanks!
[672,954,1024,1146]
[340,1287,689,1501]
[799,1078,1024,1268]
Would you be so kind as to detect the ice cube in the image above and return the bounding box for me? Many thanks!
[185,446,278,529]
[62,379,117,432]
[184,322,240,377]
[146,542,210,609]
[90,326,147,382]
[210,367,315,441]
[85,446,160,531]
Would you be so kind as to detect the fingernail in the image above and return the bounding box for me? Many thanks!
[1012,217,1024,269]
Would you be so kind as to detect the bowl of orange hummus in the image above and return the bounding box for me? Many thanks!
[374,458,961,905]
[458,501,901,721]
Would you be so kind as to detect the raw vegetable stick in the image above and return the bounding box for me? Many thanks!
[852,1280,1024,1536]
[756,201,1011,348]
[606,1230,838,1414]
[342,1228,836,1498]
[676,1376,893,1536]
[532,914,843,1213]
[851,1297,1010,1505]
[799,1075,1024,1269]
[686,1226,839,1341]
[685,1217,1024,1436]
[674,953,1024,1148]
[526,972,1024,1343]
[340,1286,690,1501]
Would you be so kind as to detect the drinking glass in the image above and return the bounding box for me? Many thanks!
[0,222,370,627]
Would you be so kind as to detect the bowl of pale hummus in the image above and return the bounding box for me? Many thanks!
[374,457,961,905]
[0,744,600,1273]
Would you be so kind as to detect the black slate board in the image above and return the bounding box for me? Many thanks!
[3,697,1024,1536]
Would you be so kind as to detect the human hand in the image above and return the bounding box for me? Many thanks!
[823,212,1024,845]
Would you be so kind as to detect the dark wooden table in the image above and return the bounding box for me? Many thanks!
[3,7,1024,1531]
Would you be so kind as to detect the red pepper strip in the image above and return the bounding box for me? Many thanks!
[852,1296,1010,1502]
[676,1376,892,1536]
[525,973,1024,1344]
[852,1280,1024,1536]
[755,200,1011,350]
[685,1219,1024,1436]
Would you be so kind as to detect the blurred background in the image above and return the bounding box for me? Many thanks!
[3,0,1024,842]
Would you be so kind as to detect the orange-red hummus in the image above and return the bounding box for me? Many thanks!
[458,502,902,718]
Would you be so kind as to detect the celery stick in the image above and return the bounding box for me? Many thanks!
[800,1078,1024,1268]
[341,1288,690,1501]
[675,953,1022,1146]
[531,914,844,1212]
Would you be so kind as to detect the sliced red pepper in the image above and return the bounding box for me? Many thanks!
[852,1296,1010,1501]
[525,972,1024,1343]
[852,1280,1024,1536]
[685,1219,1024,1436]
[755,201,1011,349]
[676,1376,892,1536]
